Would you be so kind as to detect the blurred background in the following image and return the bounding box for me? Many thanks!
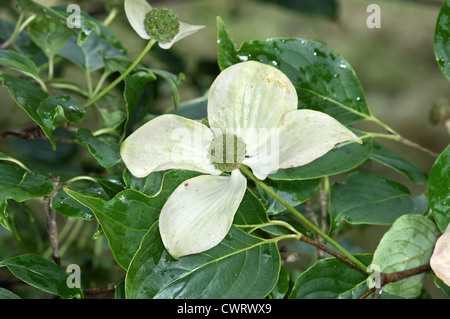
[0,0,449,298]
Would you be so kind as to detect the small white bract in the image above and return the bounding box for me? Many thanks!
[430,223,450,286]
[121,61,362,259]
[124,0,204,49]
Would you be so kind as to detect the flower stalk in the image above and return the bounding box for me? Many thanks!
[83,39,156,108]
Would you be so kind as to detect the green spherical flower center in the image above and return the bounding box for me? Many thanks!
[209,134,246,172]
[144,8,180,43]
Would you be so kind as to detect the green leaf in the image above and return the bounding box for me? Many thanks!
[16,0,67,23]
[64,170,202,270]
[0,50,42,84]
[0,163,53,231]
[1,74,83,150]
[44,95,85,124]
[257,178,320,214]
[151,69,185,111]
[0,73,55,148]
[370,142,428,185]
[269,266,290,299]
[289,254,372,299]
[372,214,440,298]
[329,172,428,229]
[123,70,156,137]
[217,17,372,125]
[16,0,100,47]
[269,131,372,180]
[57,33,125,72]
[122,169,164,197]
[77,128,121,168]
[434,0,450,81]
[0,253,83,299]
[435,277,450,297]
[233,188,270,227]
[125,223,280,299]
[0,287,21,299]
[428,144,450,233]
[27,15,71,58]
[0,17,47,66]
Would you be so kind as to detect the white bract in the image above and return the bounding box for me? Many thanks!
[121,61,362,259]
[124,0,204,49]
[430,223,450,286]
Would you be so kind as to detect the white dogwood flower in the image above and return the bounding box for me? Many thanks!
[430,223,450,286]
[121,61,362,259]
[124,0,204,49]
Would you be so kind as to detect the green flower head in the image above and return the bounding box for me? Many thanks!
[124,0,204,49]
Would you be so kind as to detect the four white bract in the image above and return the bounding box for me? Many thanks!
[121,61,362,259]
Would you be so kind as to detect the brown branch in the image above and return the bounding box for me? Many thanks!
[299,235,367,275]
[83,283,117,296]
[0,123,78,144]
[359,264,432,299]
[43,175,61,265]
[381,264,431,286]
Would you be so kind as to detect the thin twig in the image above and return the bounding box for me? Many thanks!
[304,201,325,260]
[299,235,367,275]
[359,264,433,299]
[43,175,61,265]
[83,283,117,296]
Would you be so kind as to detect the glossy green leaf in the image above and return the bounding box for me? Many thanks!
[217,17,372,125]
[233,188,270,227]
[0,287,21,299]
[372,215,440,298]
[1,74,84,150]
[16,0,66,24]
[0,17,47,66]
[269,132,372,180]
[0,253,83,299]
[52,188,95,221]
[16,0,100,46]
[434,0,450,81]
[428,144,450,233]
[435,277,450,297]
[269,266,290,299]
[289,254,372,299]
[44,95,85,124]
[122,169,164,197]
[257,178,320,214]
[58,33,125,72]
[0,163,53,231]
[123,70,156,137]
[27,15,71,58]
[77,128,121,168]
[64,170,202,269]
[1,73,55,148]
[125,223,280,299]
[329,172,428,229]
[0,50,42,84]
[370,142,428,185]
